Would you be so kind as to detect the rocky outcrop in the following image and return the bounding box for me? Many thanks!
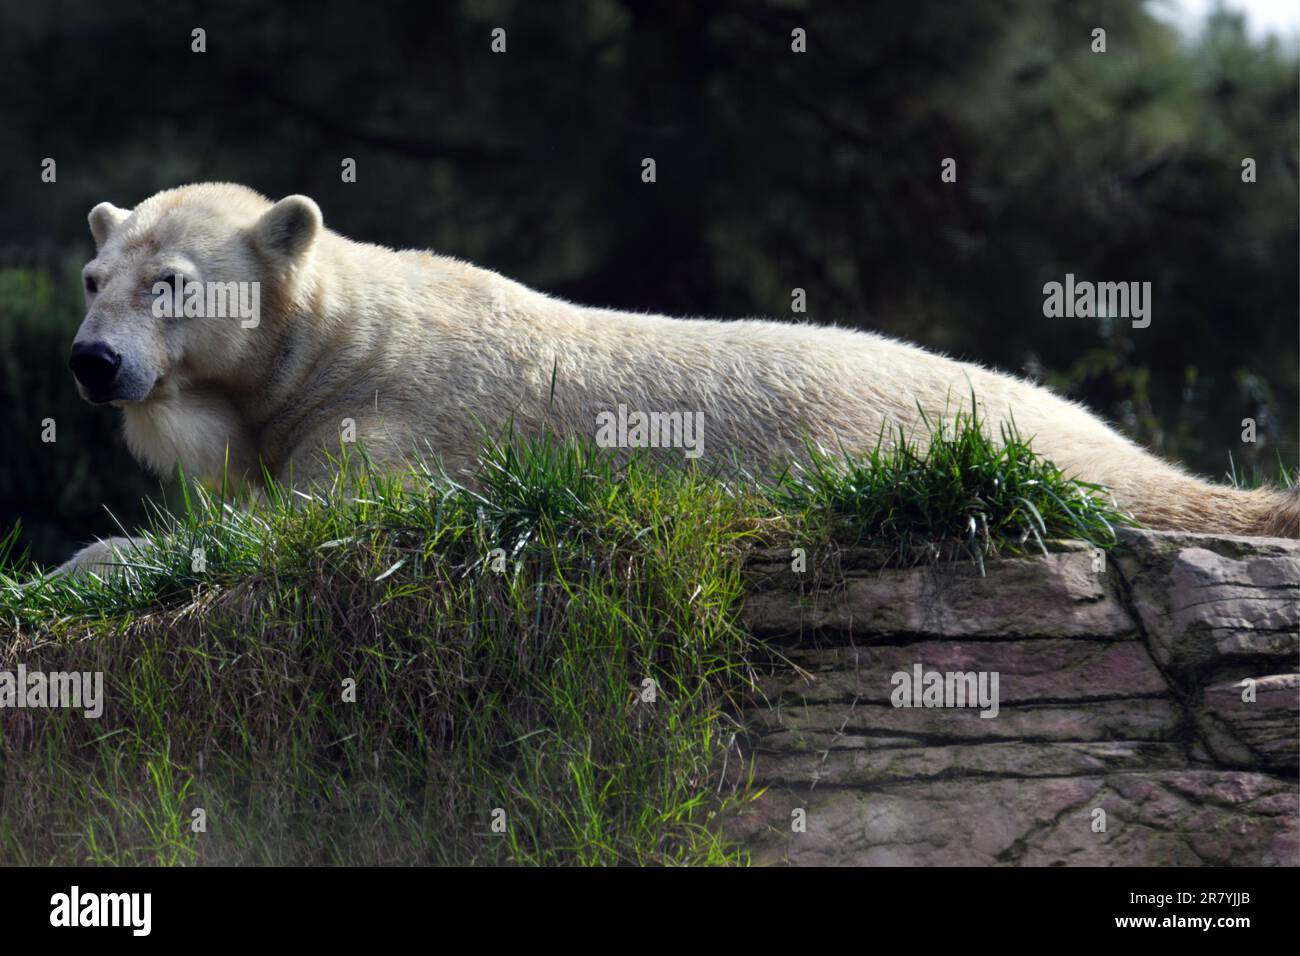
[727,531,1299,866]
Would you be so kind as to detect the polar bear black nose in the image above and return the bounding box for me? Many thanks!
[69,341,122,393]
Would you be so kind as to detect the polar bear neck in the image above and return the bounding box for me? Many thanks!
[242,240,525,452]
[122,386,258,483]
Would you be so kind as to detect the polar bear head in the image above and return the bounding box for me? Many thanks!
[70,183,321,407]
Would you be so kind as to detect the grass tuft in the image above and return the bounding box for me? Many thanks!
[769,402,1133,565]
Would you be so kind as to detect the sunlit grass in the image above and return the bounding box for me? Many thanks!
[769,403,1134,567]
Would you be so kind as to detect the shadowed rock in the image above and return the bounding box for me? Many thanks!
[730,532,1300,865]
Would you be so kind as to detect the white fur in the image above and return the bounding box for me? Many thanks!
[55,181,1298,575]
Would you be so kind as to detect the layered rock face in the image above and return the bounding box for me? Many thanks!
[727,531,1299,866]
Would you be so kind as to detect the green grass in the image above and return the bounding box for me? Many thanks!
[1225,450,1299,491]
[770,406,1135,568]
[0,411,1132,865]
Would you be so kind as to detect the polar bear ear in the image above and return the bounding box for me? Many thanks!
[253,195,322,263]
[88,202,131,250]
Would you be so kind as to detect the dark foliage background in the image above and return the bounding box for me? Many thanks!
[1,0,1296,565]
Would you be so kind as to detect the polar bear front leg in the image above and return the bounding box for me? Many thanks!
[50,535,157,578]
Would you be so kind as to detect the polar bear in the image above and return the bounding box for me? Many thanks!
[60,183,1296,572]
